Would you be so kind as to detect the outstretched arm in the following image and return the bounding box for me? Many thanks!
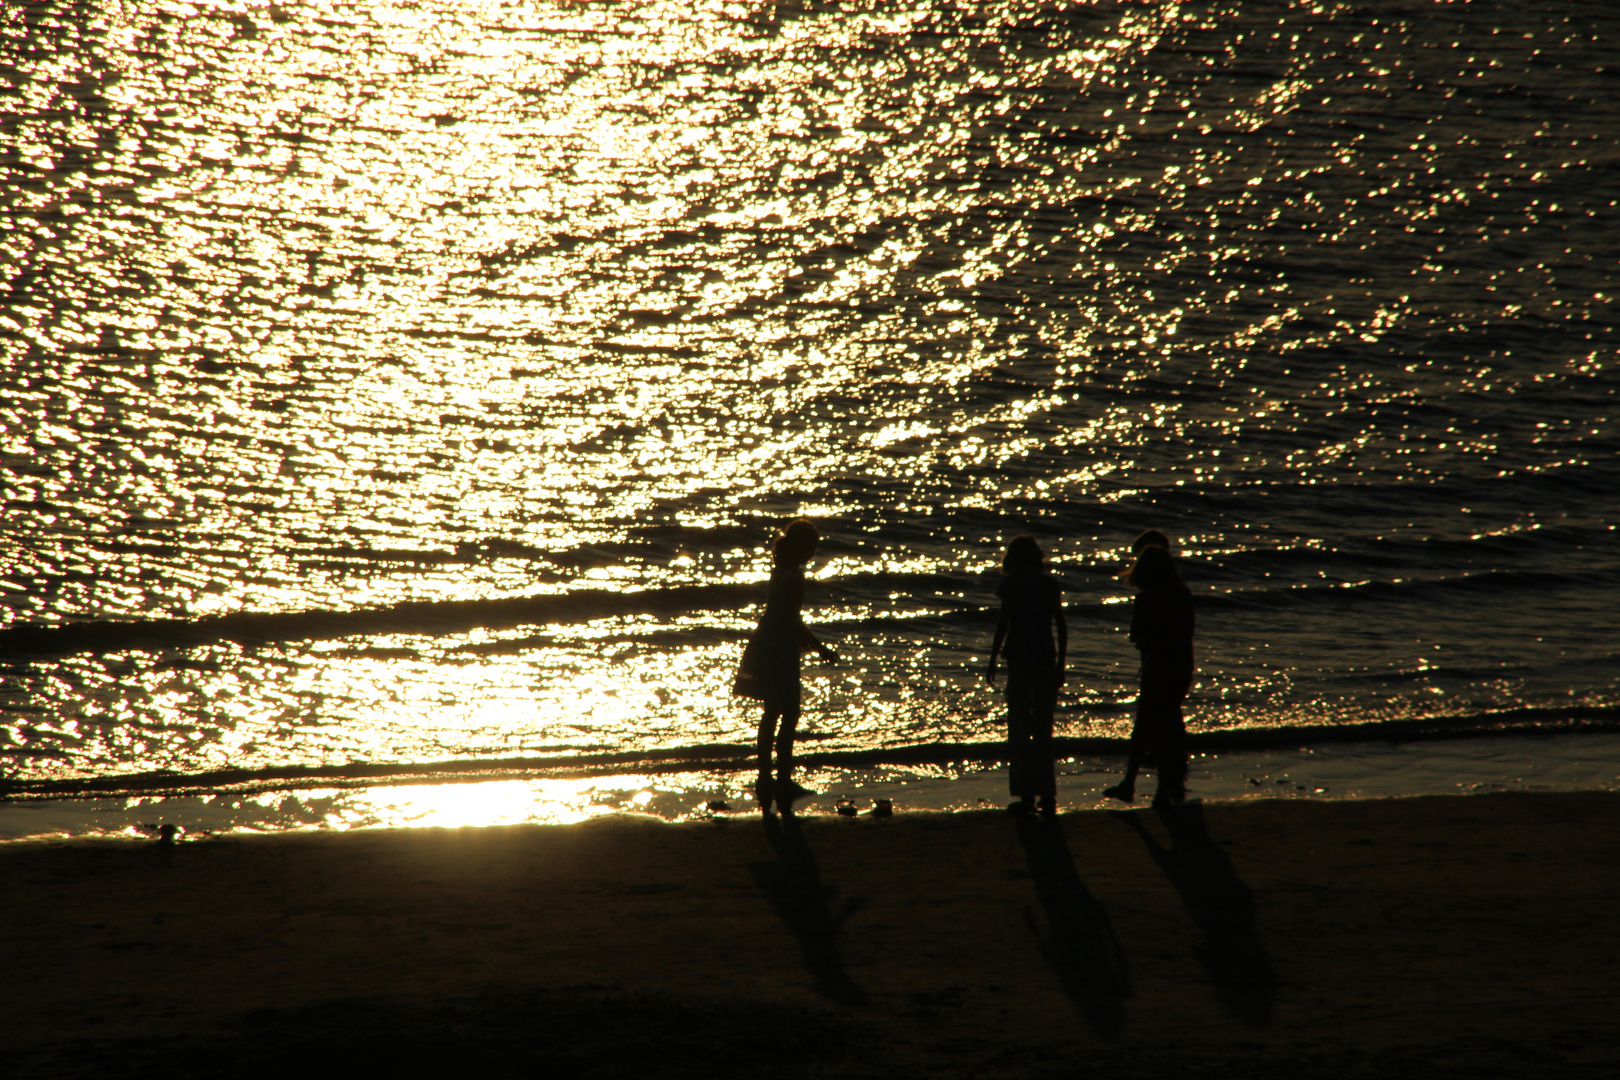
[800,620,837,662]
[985,609,1009,683]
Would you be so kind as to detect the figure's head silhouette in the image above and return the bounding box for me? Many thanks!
[1001,534,1044,575]
[1127,543,1182,591]
[773,518,820,567]
[1132,528,1172,555]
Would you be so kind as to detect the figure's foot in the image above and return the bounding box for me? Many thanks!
[753,776,773,809]
[1102,783,1135,804]
[1152,787,1186,810]
[1007,799,1034,816]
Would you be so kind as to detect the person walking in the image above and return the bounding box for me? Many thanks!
[1104,542,1195,807]
[984,535,1067,817]
[734,519,838,812]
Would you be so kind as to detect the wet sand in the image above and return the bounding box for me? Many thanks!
[2,792,1616,1078]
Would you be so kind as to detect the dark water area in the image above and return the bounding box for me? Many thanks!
[1,0,1616,802]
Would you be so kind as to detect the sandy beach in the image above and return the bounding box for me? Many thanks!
[2,791,1616,1079]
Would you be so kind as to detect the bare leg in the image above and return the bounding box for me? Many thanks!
[756,706,780,805]
[1033,667,1058,815]
[771,706,816,810]
[773,705,801,785]
[1104,722,1144,804]
[1104,746,1141,803]
[1006,667,1034,812]
[1152,701,1188,807]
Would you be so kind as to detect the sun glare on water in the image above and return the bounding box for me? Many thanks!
[323,778,606,829]
[2,0,1613,817]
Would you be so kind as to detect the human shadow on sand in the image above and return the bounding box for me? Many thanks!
[749,808,868,1006]
[1013,815,1129,1037]
[1115,803,1276,1024]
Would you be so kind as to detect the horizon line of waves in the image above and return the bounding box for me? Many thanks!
[5,707,1615,803]
[1338,651,1619,685]
[1192,522,1616,582]
[0,581,760,658]
[0,569,996,657]
[1199,565,1612,613]
[6,551,1609,658]
[1129,466,1618,536]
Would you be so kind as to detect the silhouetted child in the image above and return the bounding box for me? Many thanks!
[1104,541,1195,807]
[734,519,838,812]
[985,535,1067,816]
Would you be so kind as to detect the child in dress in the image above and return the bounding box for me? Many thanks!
[734,519,838,811]
[984,535,1067,816]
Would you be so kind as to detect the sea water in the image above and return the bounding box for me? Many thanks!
[1,0,1616,834]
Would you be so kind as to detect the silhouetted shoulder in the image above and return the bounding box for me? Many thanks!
[996,572,1061,607]
[1130,583,1194,653]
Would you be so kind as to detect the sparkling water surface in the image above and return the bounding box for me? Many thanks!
[2,0,1616,811]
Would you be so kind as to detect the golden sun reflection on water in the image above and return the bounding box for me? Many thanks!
[276,772,745,832]
[322,778,613,830]
[1,0,1613,804]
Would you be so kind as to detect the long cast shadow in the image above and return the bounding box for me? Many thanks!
[1116,803,1276,1024]
[1013,815,1129,1037]
[748,808,867,1006]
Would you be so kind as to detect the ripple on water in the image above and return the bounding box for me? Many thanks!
[0,0,1614,791]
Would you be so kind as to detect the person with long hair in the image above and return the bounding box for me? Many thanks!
[1104,541,1195,807]
[984,535,1067,816]
[734,519,838,811]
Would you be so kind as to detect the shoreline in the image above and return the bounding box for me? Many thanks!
[3,791,1617,1077]
[6,707,1616,804]
[2,729,1618,843]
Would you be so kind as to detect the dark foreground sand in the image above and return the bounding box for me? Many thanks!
[2,792,1616,1079]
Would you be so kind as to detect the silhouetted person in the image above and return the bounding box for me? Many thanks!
[1108,530,1175,805]
[985,535,1067,817]
[1104,543,1194,807]
[734,519,837,811]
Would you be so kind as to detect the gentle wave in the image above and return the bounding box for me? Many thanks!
[0,583,762,657]
[4,706,1614,802]
[3,551,1607,657]
[1,0,1614,800]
